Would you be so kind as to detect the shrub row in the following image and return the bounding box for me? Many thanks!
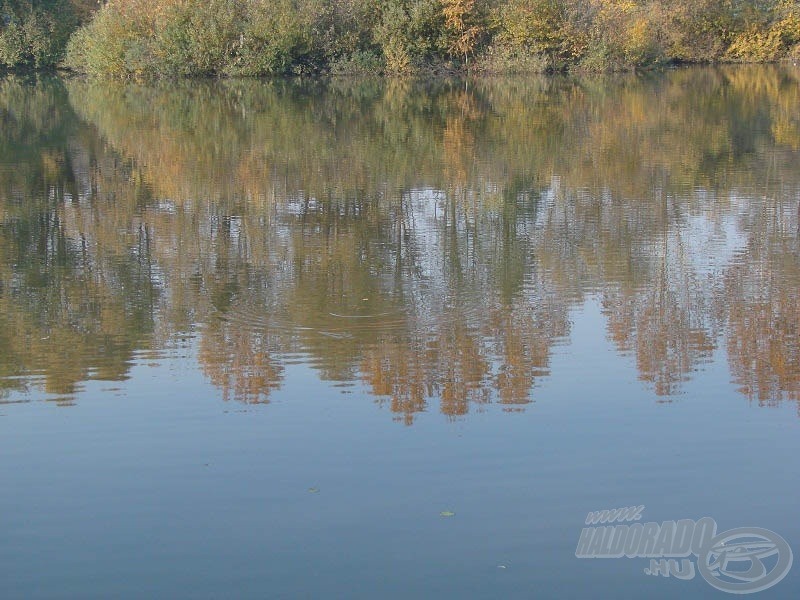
[3,0,800,76]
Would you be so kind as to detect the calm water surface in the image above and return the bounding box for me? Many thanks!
[1,66,799,598]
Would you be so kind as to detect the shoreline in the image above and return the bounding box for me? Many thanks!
[2,58,798,83]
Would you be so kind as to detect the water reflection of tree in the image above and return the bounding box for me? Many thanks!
[598,192,719,398]
[0,77,159,397]
[725,195,800,405]
[2,67,800,419]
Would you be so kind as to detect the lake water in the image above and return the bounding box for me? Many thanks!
[1,66,799,598]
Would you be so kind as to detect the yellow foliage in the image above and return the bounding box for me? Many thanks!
[383,39,413,73]
[727,26,785,61]
[622,15,658,64]
[442,0,485,61]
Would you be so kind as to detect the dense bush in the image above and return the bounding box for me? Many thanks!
[65,0,383,77]
[40,0,800,77]
[0,0,91,69]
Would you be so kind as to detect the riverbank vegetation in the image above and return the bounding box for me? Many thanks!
[0,1,95,70]
[3,1,800,77]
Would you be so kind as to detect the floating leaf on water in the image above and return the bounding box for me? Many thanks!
[440,511,455,517]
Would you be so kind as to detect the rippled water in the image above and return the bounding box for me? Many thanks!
[1,67,799,598]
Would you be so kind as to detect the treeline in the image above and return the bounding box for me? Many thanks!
[2,0,800,76]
